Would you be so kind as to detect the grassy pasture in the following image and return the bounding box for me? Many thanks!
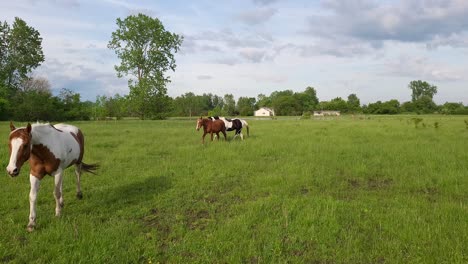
[0,116,467,263]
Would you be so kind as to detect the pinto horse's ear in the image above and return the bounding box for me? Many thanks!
[9,121,15,131]
[26,123,32,134]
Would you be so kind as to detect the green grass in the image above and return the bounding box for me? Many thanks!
[0,116,467,263]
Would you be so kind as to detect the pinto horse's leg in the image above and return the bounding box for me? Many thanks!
[75,163,83,199]
[211,132,214,141]
[53,170,64,217]
[222,130,227,141]
[27,174,40,232]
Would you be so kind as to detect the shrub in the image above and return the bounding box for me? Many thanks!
[412,118,423,128]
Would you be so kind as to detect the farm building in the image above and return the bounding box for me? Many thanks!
[313,110,341,117]
[254,107,275,117]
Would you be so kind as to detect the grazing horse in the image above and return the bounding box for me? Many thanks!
[210,116,247,140]
[196,117,227,144]
[6,122,98,232]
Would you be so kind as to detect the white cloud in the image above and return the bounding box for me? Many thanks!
[236,7,277,25]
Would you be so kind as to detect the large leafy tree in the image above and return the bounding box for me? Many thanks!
[347,93,361,113]
[0,17,44,99]
[301,86,319,111]
[409,80,437,101]
[0,19,44,90]
[237,97,256,116]
[223,94,236,115]
[408,80,438,113]
[108,13,183,119]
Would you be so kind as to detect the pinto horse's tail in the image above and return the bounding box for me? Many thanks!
[81,162,99,174]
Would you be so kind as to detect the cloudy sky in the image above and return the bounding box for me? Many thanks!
[2,0,468,104]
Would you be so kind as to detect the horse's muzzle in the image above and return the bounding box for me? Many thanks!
[6,168,19,177]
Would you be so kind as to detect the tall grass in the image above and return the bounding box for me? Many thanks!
[0,116,467,263]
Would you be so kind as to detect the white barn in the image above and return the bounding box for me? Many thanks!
[254,107,275,117]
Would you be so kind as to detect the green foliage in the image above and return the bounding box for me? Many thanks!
[440,102,468,115]
[347,93,361,113]
[0,18,44,92]
[271,90,301,116]
[409,80,438,101]
[413,96,437,114]
[237,96,256,116]
[319,97,348,112]
[256,93,271,108]
[363,99,400,114]
[0,18,44,119]
[294,86,319,112]
[400,101,415,113]
[108,13,183,119]
[223,94,236,115]
[411,117,423,128]
[408,80,438,114]
[300,111,311,119]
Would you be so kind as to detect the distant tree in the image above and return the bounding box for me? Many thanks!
[409,80,438,101]
[58,88,90,120]
[271,90,301,116]
[223,94,236,115]
[294,86,319,113]
[12,90,60,121]
[256,93,271,108]
[303,86,319,110]
[320,97,347,112]
[0,18,44,95]
[237,97,256,116]
[363,99,400,114]
[440,102,468,115]
[408,80,438,114]
[211,94,224,110]
[108,13,183,119]
[347,93,361,113]
[413,95,437,114]
[20,76,51,94]
[400,101,415,113]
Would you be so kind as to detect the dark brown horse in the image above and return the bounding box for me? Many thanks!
[196,117,227,143]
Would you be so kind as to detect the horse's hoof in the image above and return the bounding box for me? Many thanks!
[76,192,83,200]
[27,225,35,232]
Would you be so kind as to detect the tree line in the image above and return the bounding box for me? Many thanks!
[1,16,467,121]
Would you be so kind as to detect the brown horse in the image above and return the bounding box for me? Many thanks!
[196,117,227,143]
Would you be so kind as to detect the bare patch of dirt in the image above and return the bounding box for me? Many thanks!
[186,209,211,230]
[367,178,393,190]
[347,179,361,188]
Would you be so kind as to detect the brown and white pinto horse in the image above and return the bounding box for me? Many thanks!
[196,117,227,144]
[6,122,98,232]
[210,116,248,140]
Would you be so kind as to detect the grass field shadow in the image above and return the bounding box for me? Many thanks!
[85,175,173,214]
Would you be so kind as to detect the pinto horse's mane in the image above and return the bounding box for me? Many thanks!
[10,122,56,134]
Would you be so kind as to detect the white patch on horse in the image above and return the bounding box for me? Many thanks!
[31,124,81,170]
[7,137,23,174]
[220,117,233,129]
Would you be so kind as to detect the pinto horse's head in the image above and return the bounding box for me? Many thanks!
[6,122,32,177]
